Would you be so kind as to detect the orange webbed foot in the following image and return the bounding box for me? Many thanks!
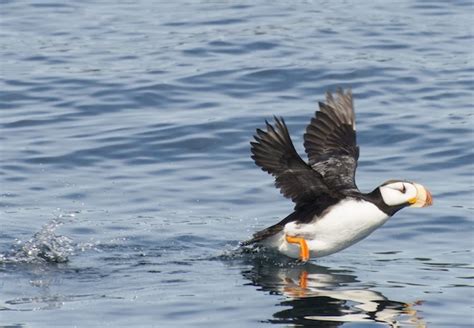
[285,235,310,262]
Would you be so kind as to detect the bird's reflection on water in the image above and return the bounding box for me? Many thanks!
[239,256,425,327]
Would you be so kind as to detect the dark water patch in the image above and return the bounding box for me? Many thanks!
[364,42,410,50]
[200,18,246,26]
[0,91,60,104]
[2,117,75,129]
[1,175,27,182]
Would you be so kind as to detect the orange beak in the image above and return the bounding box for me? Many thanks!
[408,183,433,207]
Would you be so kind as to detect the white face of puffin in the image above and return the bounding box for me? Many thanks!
[379,181,433,207]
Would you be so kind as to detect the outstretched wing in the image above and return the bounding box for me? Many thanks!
[304,88,359,192]
[251,117,335,207]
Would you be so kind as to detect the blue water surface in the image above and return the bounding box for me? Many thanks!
[1,1,473,327]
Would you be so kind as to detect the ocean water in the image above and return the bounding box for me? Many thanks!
[1,1,473,327]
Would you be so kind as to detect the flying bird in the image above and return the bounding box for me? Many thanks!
[242,89,432,261]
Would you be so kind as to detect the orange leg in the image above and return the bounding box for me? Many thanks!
[285,235,310,261]
[299,270,308,289]
[283,270,309,298]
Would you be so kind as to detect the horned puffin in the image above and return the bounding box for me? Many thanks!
[242,88,432,261]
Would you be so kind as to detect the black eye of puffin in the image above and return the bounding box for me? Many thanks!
[400,184,406,194]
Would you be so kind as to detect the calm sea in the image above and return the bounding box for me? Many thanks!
[1,1,473,327]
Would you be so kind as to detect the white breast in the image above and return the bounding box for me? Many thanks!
[269,199,390,259]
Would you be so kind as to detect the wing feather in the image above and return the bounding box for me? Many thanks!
[304,88,359,192]
[251,117,334,206]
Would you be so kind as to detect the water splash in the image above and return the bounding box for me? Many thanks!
[218,243,304,268]
[0,215,76,264]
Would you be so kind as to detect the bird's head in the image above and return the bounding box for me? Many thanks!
[378,180,433,210]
